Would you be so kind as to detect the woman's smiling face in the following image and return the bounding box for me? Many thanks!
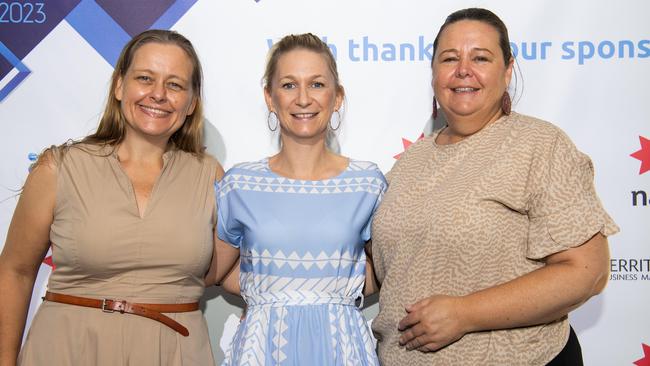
[115,42,196,142]
[432,20,513,124]
[265,48,343,143]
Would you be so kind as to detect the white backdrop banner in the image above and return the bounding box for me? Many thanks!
[0,1,648,364]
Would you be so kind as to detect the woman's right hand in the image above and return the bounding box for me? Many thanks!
[397,294,468,352]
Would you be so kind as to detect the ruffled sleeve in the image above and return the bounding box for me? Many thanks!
[526,130,619,259]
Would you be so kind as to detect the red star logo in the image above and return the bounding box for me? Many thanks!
[634,343,650,366]
[631,136,650,175]
[42,255,55,269]
[393,133,424,159]
[42,246,55,270]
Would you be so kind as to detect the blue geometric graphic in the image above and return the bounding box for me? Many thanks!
[66,0,198,67]
[65,0,131,67]
[0,41,30,102]
[0,0,197,102]
[0,0,80,102]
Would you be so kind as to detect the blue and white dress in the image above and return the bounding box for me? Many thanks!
[218,158,386,366]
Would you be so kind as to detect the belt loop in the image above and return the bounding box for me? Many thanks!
[358,293,365,309]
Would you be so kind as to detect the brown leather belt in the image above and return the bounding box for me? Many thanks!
[43,292,198,337]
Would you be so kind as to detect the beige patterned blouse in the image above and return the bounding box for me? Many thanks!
[371,112,618,365]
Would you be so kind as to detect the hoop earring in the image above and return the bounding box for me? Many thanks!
[267,111,278,131]
[329,110,341,131]
[432,96,438,119]
[501,91,511,115]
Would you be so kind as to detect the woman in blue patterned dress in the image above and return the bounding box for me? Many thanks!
[208,33,385,365]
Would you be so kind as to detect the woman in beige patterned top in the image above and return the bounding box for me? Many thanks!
[371,8,619,366]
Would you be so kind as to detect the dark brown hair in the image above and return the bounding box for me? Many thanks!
[432,8,513,65]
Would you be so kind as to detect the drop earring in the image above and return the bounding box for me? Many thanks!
[432,97,438,119]
[501,92,511,115]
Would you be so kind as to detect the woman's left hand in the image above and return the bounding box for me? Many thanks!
[398,295,468,352]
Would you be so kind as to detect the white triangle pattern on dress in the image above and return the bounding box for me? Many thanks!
[217,158,386,199]
[218,174,384,198]
[227,291,374,365]
[357,310,378,363]
[272,307,288,363]
[329,304,339,362]
[338,306,354,364]
[244,249,364,271]
[239,272,365,298]
[225,304,269,366]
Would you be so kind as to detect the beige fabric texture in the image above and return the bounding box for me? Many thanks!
[372,112,619,366]
[18,144,218,366]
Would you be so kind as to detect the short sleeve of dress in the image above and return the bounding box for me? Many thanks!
[526,130,619,259]
[215,175,243,248]
[361,166,388,242]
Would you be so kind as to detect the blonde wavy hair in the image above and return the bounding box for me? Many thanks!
[81,29,205,154]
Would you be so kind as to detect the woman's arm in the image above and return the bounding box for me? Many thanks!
[363,242,379,296]
[0,154,57,366]
[204,164,240,287]
[204,237,240,287]
[398,233,610,352]
[220,259,241,295]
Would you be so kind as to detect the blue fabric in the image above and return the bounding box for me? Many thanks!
[218,158,386,366]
